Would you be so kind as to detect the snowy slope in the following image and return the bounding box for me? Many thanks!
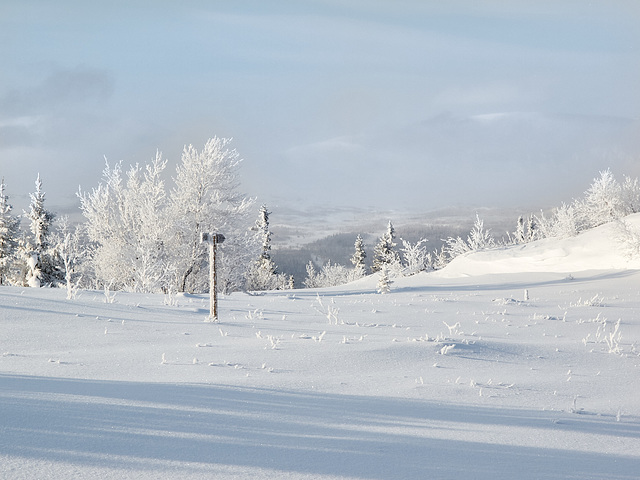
[434,213,640,278]
[1,217,640,479]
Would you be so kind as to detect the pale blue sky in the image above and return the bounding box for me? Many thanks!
[1,1,639,215]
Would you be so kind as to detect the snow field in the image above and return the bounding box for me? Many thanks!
[2,217,640,478]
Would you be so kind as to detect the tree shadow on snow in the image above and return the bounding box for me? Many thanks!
[0,374,638,479]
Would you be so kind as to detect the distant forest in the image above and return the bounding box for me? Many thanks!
[271,221,492,287]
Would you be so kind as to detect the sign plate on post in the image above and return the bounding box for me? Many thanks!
[201,232,225,244]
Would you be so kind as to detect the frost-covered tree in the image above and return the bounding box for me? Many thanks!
[621,175,640,214]
[51,216,87,299]
[513,215,537,244]
[246,205,282,291]
[245,248,280,291]
[529,170,640,241]
[26,175,55,252]
[304,261,318,288]
[613,218,640,260]
[22,175,61,287]
[80,138,254,294]
[577,169,625,228]
[536,203,580,239]
[304,260,362,288]
[255,204,272,260]
[79,154,171,292]
[400,238,430,276]
[167,137,255,293]
[350,234,366,276]
[372,221,399,273]
[445,213,495,260]
[514,216,525,244]
[376,266,392,294]
[219,228,264,293]
[467,213,495,251]
[0,178,19,285]
[444,235,470,259]
[432,245,449,270]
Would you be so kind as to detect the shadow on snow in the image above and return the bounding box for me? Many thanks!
[0,374,638,479]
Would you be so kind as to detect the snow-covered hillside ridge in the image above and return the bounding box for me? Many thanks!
[434,213,640,278]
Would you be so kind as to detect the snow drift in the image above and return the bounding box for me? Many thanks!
[434,213,640,278]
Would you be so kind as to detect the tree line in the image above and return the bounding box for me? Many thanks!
[294,169,640,289]
[1,137,639,296]
[1,138,263,296]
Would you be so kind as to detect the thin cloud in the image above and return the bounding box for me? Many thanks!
[0,66,114,117]
[279,112,640,209]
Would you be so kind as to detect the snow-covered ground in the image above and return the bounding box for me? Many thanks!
[2,216,640,479]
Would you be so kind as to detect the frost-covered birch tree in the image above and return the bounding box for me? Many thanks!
[536,203,580,239]
[51,216,87,298]
[304,260,362,288]
[577,169,624,228]
[80,138,254,294]
[79,153,170,292]
[621,175,640,214]
[400,238,430,275]
[167,137,255,293]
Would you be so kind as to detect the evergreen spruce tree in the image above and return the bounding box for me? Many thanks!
[513,215,536,244]
[23,175,61,287]
[372,221,399,273]
[525,215,537,242]
[26,175,54,252]
[351,234,366,277]
[0,178,20,285]
[256,204,272,262]
[515,216,526,244]
[376,265,392,294]
[246,204,279,290]
[53,216,87,298]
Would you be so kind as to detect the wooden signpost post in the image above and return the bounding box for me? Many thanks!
[201,232,225,322]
